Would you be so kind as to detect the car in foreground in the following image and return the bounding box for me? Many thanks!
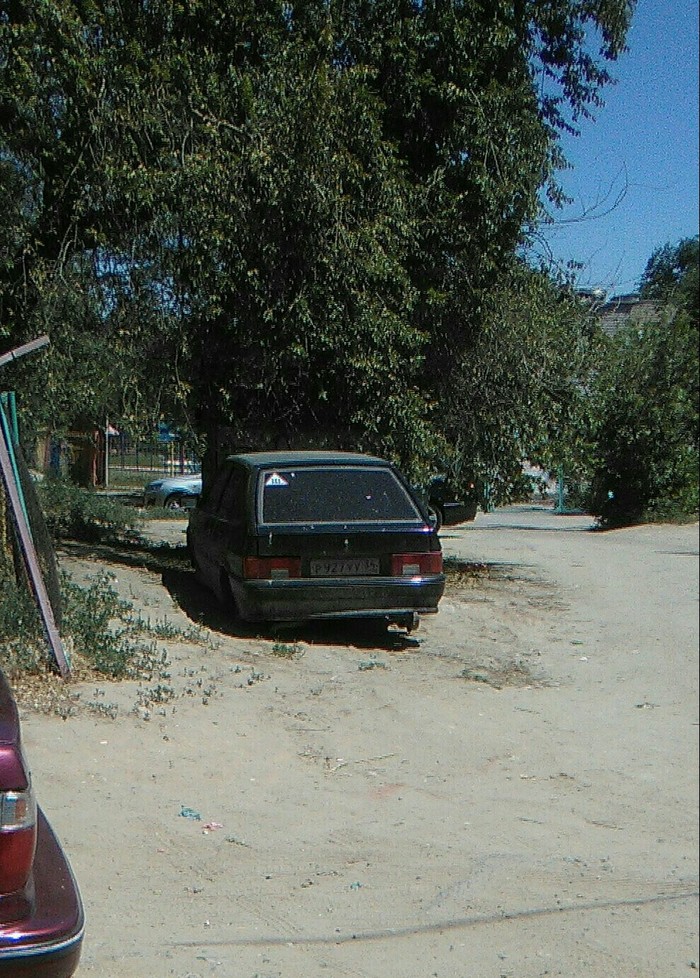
[187,451,445,631]
[0,671,84,977]
[143,473,202,510]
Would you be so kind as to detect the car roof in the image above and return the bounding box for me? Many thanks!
[226,451,391,470]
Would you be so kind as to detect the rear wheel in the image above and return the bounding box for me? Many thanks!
[218,571,242,620]
[164,494,186,510]
[188,537,204,578]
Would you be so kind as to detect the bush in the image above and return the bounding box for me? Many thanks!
[0,568,167,680]
[60,571,145,677]
[0,578,45,673]
[37,476,141,543]
[586,310,699,527]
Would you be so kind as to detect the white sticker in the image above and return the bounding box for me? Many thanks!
[265,473,289,487]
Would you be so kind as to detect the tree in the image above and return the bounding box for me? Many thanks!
[640,236,699,324]
[587,237,699,525]
[0,0,634,480]
[441,261,599,501]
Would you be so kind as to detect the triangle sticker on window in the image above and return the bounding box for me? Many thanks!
[265,473,289,487]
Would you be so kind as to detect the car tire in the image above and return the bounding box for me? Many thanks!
[164,494,185,510]
[217,571,242,620]
[187,536,205,580]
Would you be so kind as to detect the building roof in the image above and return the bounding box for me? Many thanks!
[598,294,666,337]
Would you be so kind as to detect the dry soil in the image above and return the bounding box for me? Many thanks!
[18,504,700,978]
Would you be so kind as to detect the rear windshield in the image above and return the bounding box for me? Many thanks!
[259,466,422,524]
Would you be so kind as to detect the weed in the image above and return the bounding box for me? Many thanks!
[136,614,212,646]
[444,558,490,591]
[136,682,175,711]
[61,570,140,677]
[57,571,171,683]
[237,669,268,687]
[270,641,303,659]
[85,699,120,720]
[358,659,387,671]
[460,668,491,684]
[459,660,535,690]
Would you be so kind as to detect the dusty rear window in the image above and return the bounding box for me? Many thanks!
[259,466,422,524]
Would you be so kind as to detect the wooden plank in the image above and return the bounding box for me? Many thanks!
[0,335,50,369]
[0,424,71,678]
[0,401,29,528]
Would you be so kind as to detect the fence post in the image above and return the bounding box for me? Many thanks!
[104,419,110,487]
[555,466,566,514]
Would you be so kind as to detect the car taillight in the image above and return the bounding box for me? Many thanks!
[391,552,443,577]
[0,787,37,895]
[243,557,302,580]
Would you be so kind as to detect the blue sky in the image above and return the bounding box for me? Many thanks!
[538,0,699,297]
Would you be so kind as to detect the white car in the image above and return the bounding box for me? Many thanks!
[143,473,202,509]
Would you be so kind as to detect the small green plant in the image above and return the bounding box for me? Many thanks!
[0,577,41,642]
[358,658,387,671]
[136,615,211,646]
[235,668,268,687]
[270,641,303,658]
[60,571,139,677]
[84,698,120,720]
[136,682,175,714]
[60,571,170,680]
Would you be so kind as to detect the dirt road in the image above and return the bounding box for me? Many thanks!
[20,505,699,977]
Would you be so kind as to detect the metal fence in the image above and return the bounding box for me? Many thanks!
[106,433,200,487]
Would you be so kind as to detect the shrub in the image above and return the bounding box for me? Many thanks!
[0,569,167,680]
[0,578,45,674]
[38,476,141,543]
[60,571,144,677]
[586,313,699,527]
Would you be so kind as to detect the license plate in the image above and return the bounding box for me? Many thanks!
[310,557,380,577]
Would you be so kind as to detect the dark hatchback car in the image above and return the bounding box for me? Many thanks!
[187,451,445,631]
[0,671,84,978]
[425,475,479,530]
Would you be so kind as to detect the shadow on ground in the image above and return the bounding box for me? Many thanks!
[58,532,559,653]
[61,536,420,651]
[162,564,421,651]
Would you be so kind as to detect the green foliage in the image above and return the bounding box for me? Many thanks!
[38,477,141,543]
[0,578,43,672]
[0,568,165,679]
[59,571,146,677]
[586,239,699,526]
[441,262,599,502]
[270,641,303,659]
[0,0,633,479]
[640,236,699,325]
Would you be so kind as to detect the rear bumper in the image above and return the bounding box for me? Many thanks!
[0,809,84,978]
[231,574,445,624]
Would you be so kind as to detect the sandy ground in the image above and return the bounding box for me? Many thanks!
[18,505,699,978]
